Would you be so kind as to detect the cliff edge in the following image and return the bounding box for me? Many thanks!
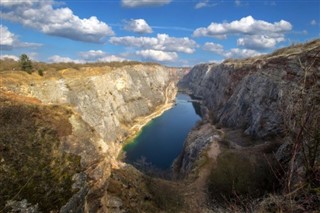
[0,64,178,212]
[179,39,320,138]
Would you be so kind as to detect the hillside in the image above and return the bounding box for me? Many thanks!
[0,63,179,212]
[176,39,320,212]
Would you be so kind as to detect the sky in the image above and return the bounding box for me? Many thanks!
[0,0,319,67]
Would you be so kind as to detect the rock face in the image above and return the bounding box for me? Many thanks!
[173,123,219,177]
[0,64,178,212]
[3,64,177,143]
[175,40,320,181]
[179,39,320,138]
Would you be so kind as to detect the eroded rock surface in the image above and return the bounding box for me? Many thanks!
[179,39,320,138]
[0,64,178,212]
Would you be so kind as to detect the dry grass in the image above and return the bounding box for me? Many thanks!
[0,92,82,212]
[0,59,160,73]
[223,39,320,67]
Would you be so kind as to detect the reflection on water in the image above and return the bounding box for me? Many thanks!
[123,93,201,171]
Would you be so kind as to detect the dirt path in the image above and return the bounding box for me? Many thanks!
[181,134,221,212]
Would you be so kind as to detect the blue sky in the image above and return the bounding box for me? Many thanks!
[0,0,319,66]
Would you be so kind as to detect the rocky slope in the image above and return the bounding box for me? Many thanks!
[175,39,320,211]
[179,39,320,138]
[0,64,178,212]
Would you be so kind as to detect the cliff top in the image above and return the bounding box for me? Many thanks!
[0,63,166,86]
[223,39,320,66]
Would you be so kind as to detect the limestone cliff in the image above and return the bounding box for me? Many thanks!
[175,39,320,186]
[0,64,178,212]
[179,39,320,138]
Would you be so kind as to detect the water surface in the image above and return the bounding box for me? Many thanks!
[123,93,201,170]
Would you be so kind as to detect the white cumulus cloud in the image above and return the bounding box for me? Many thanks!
[0,54,19,61]
[203,42,224,54]
[121,0,171,7]
[223,48,261,58]
[0,25,42,50]
[79,50,127,62]
[79,50,106,60]
[124,19,153,34]
[0,25,15,48]
[110,34,197,54]
[98,55,126,62]
[136,49,177,61]
[193,16,292,39]
[0,0,114,43]
[203,42,261,59]
[237,35,285,49]
[48,55,85,63]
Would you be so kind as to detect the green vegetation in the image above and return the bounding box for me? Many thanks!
[106,165,183,213]
[37,69,44,76]
[208,151,279,203]
[0,96,82,212]
[145,177,183,212]
[19,54,33,73]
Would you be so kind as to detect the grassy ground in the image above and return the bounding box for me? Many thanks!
[0,93,82,212]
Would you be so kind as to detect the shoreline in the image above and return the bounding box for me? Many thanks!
[124,100,175,144]
[124,82,177,144]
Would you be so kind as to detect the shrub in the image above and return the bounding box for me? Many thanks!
[19,54,33,73]
[38,69,44,76]
[208,151,279,202]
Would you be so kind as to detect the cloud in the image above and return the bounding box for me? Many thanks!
[121,0,171,7]
[0,54,19,61]
[203,42,224,54]
[0,25,42,50]
[0,25,15,49]
[195,0,217,9]
[223,48,261,58]
[110,34,197,54]
[235,0,241,6]
[0,1,34,7]
[124,19,152,34]
[0,0,114,43]
[48,55,85,63]
[98,55,127,62]
[136,49,177,61]
[193,16,292,39]
[203,42,261,59]
[79,50,127,62]
[237,35,285,49]
[79,50,106,60]
[310,19,317,26]
[152,26,194,32]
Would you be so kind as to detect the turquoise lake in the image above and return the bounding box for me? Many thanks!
[123,93,201,170]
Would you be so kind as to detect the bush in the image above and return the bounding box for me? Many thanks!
[38,69,44,76]
[208,151,279,202]
[19,54,33,73]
